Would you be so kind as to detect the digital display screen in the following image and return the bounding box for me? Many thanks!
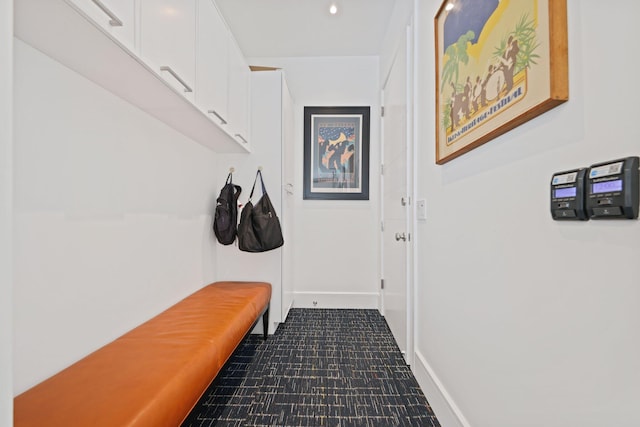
[554,187,576,198]
[592,179,622,194]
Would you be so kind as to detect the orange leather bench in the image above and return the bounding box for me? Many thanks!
[14,281,271,427]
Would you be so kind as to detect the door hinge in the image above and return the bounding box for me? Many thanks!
[381,221,385,232]
[381,279,385,289]
[380,164,384,175]
[381,106,385,117]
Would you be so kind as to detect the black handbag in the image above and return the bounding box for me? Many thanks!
[238,170,284,252]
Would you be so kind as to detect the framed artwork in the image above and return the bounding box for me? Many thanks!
[303,106,370,200]
[435,0,568,164]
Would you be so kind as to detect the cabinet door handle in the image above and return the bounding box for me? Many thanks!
[207,110,227,125]
[90,0,123,27]
[235,134,248,144]
[159,66,193,93]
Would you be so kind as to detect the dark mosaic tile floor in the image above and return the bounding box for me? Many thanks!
[182,308,440,427]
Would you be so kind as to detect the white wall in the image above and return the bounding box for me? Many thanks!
[412,1,640,426]
[247,57,381,309]
[13,40,219,394]
[0,0,12,424]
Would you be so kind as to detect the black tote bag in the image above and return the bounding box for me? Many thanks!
[238,170,284,252]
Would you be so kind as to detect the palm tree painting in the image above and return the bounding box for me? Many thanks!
[492,13,540,77]
[435,0,568,164]
[440,30,475,93]
[440,0,499,91]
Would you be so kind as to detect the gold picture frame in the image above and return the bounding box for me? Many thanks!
[435,0,568,164]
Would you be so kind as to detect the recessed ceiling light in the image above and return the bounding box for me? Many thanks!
[329,4,338,15]
[445,2,454,11]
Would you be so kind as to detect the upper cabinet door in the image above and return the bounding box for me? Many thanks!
[139,0,196,101]
[227,37,251,146]
[195,0,229,127]
[68,0,136,52]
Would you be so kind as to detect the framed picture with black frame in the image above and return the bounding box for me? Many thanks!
[303,106,370,200]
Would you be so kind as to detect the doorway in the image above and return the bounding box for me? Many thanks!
[380,23,414,364]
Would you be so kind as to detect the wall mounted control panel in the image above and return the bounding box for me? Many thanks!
[586,156,639,219]
[551,168,587,220]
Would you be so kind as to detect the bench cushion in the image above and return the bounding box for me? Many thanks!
[14,281,271,427]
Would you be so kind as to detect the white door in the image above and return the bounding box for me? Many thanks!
[195,0,229,126]
[226,37,251,146]
[281,74,295,320]
[68,0,136,52]
[381,26,412,362]
[139,0,196,101]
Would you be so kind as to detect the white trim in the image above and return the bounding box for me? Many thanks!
[405,18,415,368]
[413,350,472,427]
[379,87,386,316]
[292,292,379,309]
[283,297,294,321]
[411,7,420,372]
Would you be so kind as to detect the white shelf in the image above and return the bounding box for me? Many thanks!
[14,0,250,154]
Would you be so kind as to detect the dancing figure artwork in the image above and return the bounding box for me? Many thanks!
[435,0,568,164]
[303,107,371,200]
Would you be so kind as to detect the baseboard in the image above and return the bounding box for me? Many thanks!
[292,292,379,309]
[413,350,471,427]
[282,298,294,321]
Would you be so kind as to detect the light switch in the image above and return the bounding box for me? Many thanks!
[417,199,426,220]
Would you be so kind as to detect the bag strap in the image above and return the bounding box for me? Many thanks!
[222,172,241,205]
[249,169,267,201]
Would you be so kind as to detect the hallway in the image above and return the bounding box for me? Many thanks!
[183,309,440,426]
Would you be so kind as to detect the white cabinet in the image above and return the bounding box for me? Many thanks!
[196,1,252,147]
[68,0,136,52]
[227,37,251,147]
[15,0,252,153]
[195,0,229,127]
[139,0,196,102]
[216,70,294,332]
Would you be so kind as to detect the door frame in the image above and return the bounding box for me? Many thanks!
[380,19,416,366]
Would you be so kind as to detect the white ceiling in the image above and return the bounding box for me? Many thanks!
[214,0,397,58]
